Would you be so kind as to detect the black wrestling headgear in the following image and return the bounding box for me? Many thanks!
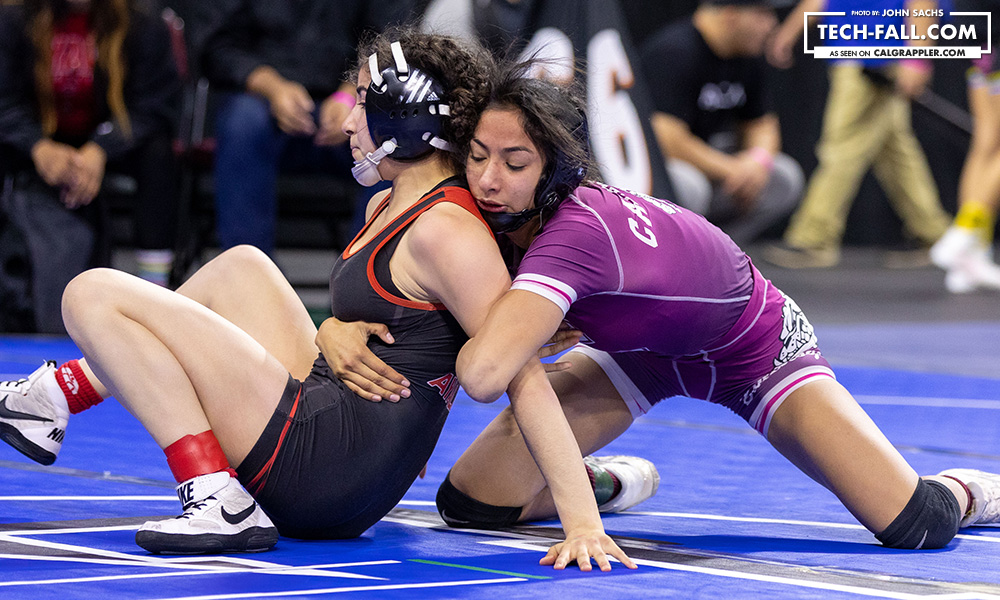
[365,41,453,161]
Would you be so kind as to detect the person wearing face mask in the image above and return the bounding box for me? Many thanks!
[330,61,1000,557]
[1,30,637,569]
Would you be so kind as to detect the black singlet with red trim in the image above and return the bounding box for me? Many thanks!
[329,176,477,381]
[236,177,488,539]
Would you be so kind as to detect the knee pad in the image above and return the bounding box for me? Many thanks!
[435,472,522,529]
[875,479,962,549]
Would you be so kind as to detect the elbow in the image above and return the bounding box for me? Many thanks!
[458,365,506,404]
[457,349,506,404]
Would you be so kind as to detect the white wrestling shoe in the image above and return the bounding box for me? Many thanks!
[938,469,1000,527]
[0,361,68,466]
[584,455,660,513]
[136,472,279,554]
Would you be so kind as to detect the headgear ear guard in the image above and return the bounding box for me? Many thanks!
[482,91,589,234]
[365,41,453,161]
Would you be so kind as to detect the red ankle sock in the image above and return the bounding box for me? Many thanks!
[164,430,237,483]
[57,360,104,414]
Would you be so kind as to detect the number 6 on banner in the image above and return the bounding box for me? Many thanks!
[587,29,653,196]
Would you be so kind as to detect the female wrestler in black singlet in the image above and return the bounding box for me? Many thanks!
[238,180,484,538]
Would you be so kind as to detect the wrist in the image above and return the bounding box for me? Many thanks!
[330,90,356,109]
[81,141,107,162]
[748,147,774,173]
[246,65,284,99]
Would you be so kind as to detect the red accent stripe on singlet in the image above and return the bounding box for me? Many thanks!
[342,194,392,260]
[246,385,302,495]
[366,188,490,311]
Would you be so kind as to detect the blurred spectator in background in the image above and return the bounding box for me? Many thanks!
[0,0,180,333]
[929,2,1000,292]
[764,0,951,269]
[641,0,803,247]
[197,0,415,255]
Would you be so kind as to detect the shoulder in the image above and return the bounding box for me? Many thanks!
[363,189,392,222]
[530,187,617,247]
[406,193,493,262]
[552,185,617,225]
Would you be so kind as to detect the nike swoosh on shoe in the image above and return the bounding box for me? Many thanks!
[221,503,258,525]
[0,398,52,423]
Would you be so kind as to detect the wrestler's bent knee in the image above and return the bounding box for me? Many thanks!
[875,478,962,549]
[436,472,522,529]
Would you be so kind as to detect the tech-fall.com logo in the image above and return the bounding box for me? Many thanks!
[803,8,992,60]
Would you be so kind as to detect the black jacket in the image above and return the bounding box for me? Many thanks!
[0,5,180,162]
[193,0,416,98]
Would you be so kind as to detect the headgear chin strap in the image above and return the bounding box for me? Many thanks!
[482,204,548,234]
[351,139,398,187]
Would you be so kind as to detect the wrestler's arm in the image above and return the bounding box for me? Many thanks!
[408,206,635,572]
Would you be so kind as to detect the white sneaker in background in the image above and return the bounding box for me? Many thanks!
[930,226,979,270]
[930,227,1000,293]
[943,249,1000,294]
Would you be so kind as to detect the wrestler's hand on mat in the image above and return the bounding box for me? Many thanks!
[316,317,410,402]
[540,530,637,572]
[538,325,581,373]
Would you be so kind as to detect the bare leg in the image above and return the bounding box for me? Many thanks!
[449,351,633,520]
[766,378,968,534]
[60,251,314,466]
[76,245,319,401]
[958,84,1000,216]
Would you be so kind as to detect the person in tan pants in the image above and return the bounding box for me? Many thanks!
[764,0,950,268]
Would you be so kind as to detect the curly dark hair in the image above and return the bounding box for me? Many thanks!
[352,27,494,173]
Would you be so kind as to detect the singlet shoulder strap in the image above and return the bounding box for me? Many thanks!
[366,178,489,311]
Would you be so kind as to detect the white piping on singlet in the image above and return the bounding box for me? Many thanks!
[566,194,625,292]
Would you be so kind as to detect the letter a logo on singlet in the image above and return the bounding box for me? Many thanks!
[427,373,459,411]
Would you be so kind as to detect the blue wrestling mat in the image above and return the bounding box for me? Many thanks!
[2,324,1000,599]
